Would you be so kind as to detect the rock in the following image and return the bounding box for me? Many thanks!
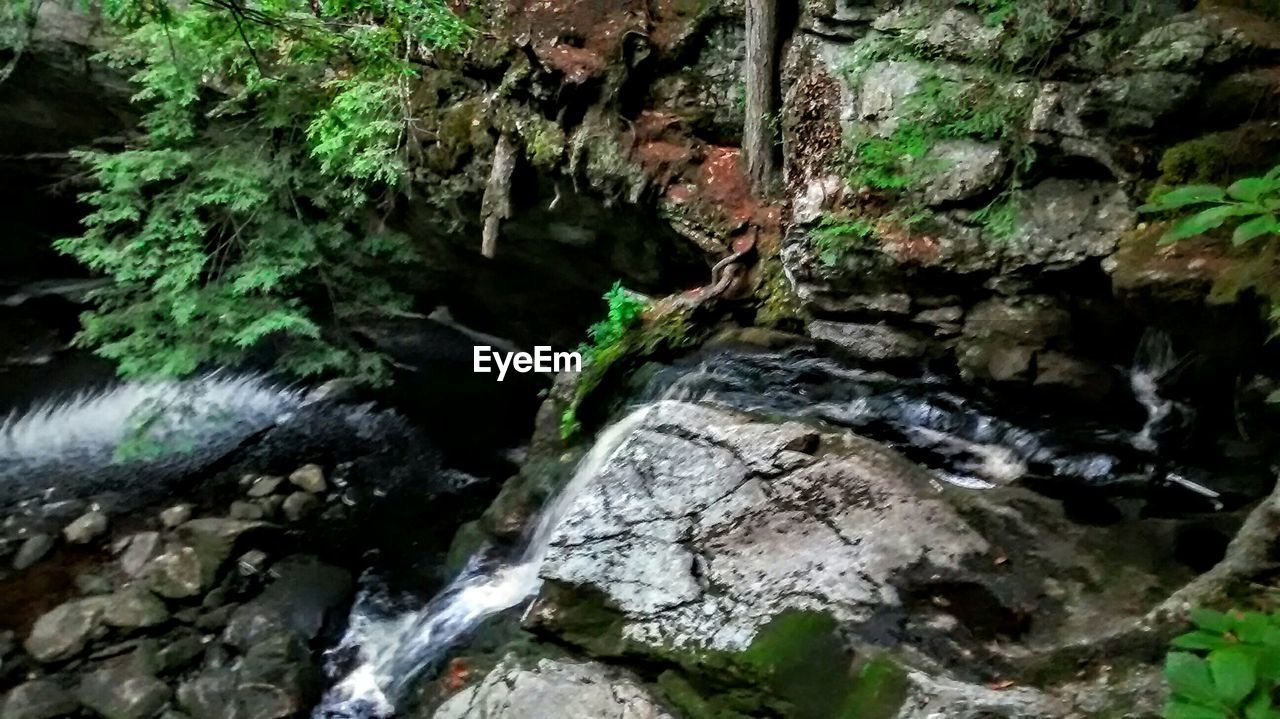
[1,679,79,719]
[24,597,109,662]
[159,505,193,529]
[236,550,269,576]
[896,670,1068,718]
[12,533,55,570]
[156,630,206,673]
[281,492,319,522]
[64,510,109,544]
[432,655,673,719]
[857,61,927,135]
[919,140,1007,206]
[77,656,172,719]
[119,532,163,577]
[228,501,265,521]
[807,320,928,362]
[223,556,351,650]
[176,669,238,719]
[957,296,1071,383]
[287,464,326,493]
[103,587,170,630]
[141,547,207,599]
[245,476,283,498]
[1033,351,1115,398]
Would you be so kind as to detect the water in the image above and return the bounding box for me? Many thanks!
[315,332,1251,717]
[315,406,657,718]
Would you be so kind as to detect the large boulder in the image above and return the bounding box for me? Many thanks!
[431,655,674,719]
[23,596,109,662]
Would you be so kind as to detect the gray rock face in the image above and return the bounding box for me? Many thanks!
[807,320,928,362]
[223,556,351,650]
[1,679,79,719]
[77,656,172,719]
[142,547,208,599]
[24,596,109,662]
[431,655,673,719]
[919,140,1007,206]
[120,532,164,577]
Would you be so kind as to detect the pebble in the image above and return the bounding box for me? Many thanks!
[159,504,193,529]
[12,534,55,570]
[288,464,327,493]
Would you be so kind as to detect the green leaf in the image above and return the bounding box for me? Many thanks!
[1232,214,1280,246]
[1161,205,1259,244]
[1173,631,1236,651]
[1209,647,1257,705]
[1167,652,1221,705]
[1191,609,1238,634]
[1143,184,1228,211]
[1228,178,1279,203]
[1166,699,1230,719]
[1244,690,1280,719]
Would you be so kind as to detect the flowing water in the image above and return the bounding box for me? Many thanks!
[314,333,1265,717]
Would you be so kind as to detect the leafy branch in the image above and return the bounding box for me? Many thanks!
[1140,166,1280,247]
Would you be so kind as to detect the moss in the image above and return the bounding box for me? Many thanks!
[1155,123,1280,190]
[755,258,806,329]
[443,521,487,575]
[520,116,566,170]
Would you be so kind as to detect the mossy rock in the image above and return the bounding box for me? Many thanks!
[1155,122,1280,189]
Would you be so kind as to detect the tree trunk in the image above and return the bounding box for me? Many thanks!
[743,0,778,194]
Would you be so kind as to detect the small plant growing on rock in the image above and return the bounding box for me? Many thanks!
[1164,608,1280,719]
[1140,166,1280,246]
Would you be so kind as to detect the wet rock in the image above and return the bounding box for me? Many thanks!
[1034,351,1115,397]
[236,550,269,576]
[807,320,928,362]
[64,510,109,544]
[103,587,170,631]
[1,679,79,719]
[119,532,163,577]
[160,505,193,529]
[245,476,283,498]
[281,492,319,522]
[24,596,109,662]
[288,464,326,493]
[897,670,1067,718]
[77,655,172,719]
[176,669,237,719]
[12,533,55,570]
[223,557,352,650]
[958,296,1070,383]
[432,655,672,719]
[156,630,206,674]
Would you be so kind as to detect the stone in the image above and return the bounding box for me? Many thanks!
[236,549,270,576]
[156,630,206,673]
[856,61,927,135]
[807,320,928,362]
[23,596,109,662]
[228,501,265,521]
[12,533,55,570]
[142,547,207,599]
[103,587,171,630]
[77,656,172,719]
[160,504,193,528]
[432,655,673,719]
[281,492,319,522]
[176,669,238,719]
[119,532,163,577]
[223,556,351,650]
[919,140,1008,206]
[1034,351,1115,397]
[64,510,109,544]
[1,679,79,719]
[245,476,283,498]
[287,464,326,493]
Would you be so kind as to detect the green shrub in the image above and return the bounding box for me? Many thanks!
[560,282,649,439]
[1164,608,1280,719]
[811,216,876,267]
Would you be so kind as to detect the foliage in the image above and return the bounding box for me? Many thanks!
[812,216,876,267]
[560,282,649,439]
[1139,166,1280,247]
[1164,608,1280,719]
[0,0,41,85]
[58,0,468,384]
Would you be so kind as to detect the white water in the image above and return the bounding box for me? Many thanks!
[1130,331,1180,453]
[315,404,657,718]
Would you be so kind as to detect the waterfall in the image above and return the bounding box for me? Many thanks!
[315,404,658,718]
[1130,330,1181,453]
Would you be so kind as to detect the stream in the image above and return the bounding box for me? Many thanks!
[312,332,1272,718]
